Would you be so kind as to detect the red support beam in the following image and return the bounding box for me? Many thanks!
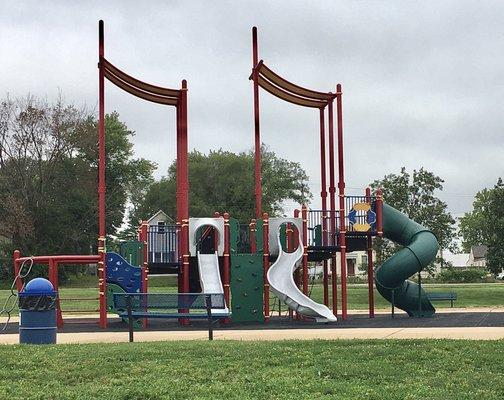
[301,205,309,295]
[294,209,301,320]
[140,221,149,328]
[328,98,339,316]
[178,80,190,325]
[49,260,64,328]
[223,212,231,317]
[214,212,221,252]
[376,188,383,237]
[336,83,348,320]
[252,27,262,219]
[13,250,22,292]
[319,107,329,307]
[249,219,257,253]
[262,212,270,321]
[366,187,375,318]
[98,20,107,329]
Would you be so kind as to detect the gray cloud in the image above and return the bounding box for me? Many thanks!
[1,0,502,218]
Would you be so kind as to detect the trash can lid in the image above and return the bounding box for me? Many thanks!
[20,278,57,296]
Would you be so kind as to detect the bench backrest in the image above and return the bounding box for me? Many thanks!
[428,292,457,300]
[113,293,226,312]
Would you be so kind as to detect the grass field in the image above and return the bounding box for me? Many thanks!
[0,339,503,399]
[2,281,504,316]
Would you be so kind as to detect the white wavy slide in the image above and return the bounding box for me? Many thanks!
[197,252,229,315]
[267,231,337,322]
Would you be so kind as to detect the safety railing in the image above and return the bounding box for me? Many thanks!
[307,210,340,247]
[147,224,178,264]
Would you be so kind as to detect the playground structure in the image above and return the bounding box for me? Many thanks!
[12,21,439,329]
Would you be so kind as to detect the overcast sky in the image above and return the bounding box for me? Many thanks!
[1,1,503,218]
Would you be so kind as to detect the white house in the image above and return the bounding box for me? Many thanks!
[146,210,177,264]
[442,245,487,269]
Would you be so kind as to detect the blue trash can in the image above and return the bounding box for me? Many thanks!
[19,278,58,344]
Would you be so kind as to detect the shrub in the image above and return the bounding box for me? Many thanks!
[437,267,489,283]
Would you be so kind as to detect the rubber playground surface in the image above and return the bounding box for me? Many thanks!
[2,308,504,344]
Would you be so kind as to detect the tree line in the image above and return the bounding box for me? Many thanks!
[0,95,501,280]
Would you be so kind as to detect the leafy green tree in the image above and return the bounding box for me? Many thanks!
[0,96,155,280]
[460,178,504,275]
[370,167,456,273]
[458,189,492,252]
[128,146,312,232]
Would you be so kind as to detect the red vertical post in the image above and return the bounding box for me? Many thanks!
[214,212,221,252]
[301,205,309,295]
[327,98,338,314]
[293,209,300,320]
[223,213,231,316]
[50,259,64,328]
[97,20,107,329]
[286,220,294,319]
[336,83,348,320]
[366,187,375,318]
[13,250,22,292]
[262,212,270,321]
[140,222,149,293]
[176,221,182,294]
[331,253,338,316]
[252,27,262,219]
[376,188,383,237]
[179,80,190,325]
[140,221,149,328]
[319,107,329,307]
[249,219,257,253]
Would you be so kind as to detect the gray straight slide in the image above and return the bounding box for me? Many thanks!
[267,231,337,322]
[197,252,229,315]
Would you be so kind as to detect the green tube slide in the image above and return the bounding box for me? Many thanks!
[375,203,439,317]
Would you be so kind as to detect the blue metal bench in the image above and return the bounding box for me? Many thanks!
[113,293,230,341]
[427,292,457,308]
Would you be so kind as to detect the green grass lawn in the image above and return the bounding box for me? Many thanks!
[0,339,503,399]
[2,281,504,316]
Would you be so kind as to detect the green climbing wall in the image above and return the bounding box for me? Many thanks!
[119,241,143,267]
[230,254,264,323]
[229,218,264,323]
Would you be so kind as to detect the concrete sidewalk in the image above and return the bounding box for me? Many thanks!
[2,326,504,344]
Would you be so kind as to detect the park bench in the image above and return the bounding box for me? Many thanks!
[113,293,230,342]
[427,292,457,308]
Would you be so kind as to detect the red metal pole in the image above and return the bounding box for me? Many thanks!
[286,220,294,319]
[252,27,262,219]
[366,187,375,318]
[13,250,22,292]
[376,188,383,237]
[262,212,270,321]
[319,107,329,307]
[301,205,309,295]
[327,98,337,313]
[140,222,149,293]
[140,221,149,327]
[97,20,107,329]
[336,83,348,320]
[293,209,300,319]
[179,80,190,326]
[214,212,221,252]
[223,212,231,316]
[250,219,257,253]
[50,259,64,328]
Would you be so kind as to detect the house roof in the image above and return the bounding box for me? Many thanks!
[471,245,488,259]
[147,210,174,223]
